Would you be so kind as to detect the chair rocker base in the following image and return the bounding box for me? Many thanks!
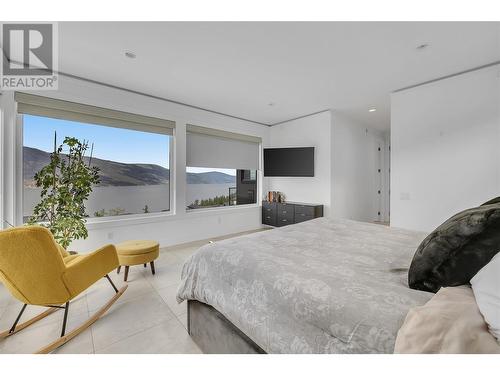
[0,306,60,339]
[36,284,127,354]
[0,275,127,354]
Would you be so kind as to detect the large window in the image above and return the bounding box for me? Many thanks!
[18,93,174,222]
[186,125,260,210]
[23,115,172,221]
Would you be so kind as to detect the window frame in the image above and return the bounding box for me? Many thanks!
[184,124,262,213]
[185,167,259,212]
[17,113,176,226]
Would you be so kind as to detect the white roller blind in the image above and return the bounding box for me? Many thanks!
[186,124,260,170]
[15,92,175,135]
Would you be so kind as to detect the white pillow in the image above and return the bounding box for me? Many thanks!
[471,252,500,342]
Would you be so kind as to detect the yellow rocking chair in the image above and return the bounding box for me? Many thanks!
[0,226,127,353]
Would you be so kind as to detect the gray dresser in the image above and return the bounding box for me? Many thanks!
[262,201,324,227]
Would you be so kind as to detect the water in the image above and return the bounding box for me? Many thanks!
[186,183,235,204]
[23,183,236,219]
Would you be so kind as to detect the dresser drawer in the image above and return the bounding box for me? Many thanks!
[262,203,276,216]
[262,202,277,226]
[262,200,322,227]
[276,217,292,227]
[263,215,276,226]
[277,203,294,221]
[294,212,314,223]
[263,201,276,208]
[294,205,315,217]
[277,202,293,210]
[262,211,276,226]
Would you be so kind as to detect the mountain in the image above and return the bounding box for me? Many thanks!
[23,146,236,186]
[186,171,235,184]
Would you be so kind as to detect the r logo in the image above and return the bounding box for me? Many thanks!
[2,23,54,76]
[1,22,58,90]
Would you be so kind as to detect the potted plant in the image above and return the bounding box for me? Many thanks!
[28,133,100,249]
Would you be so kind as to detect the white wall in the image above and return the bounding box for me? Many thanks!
[1,75,271,251]
[391,65,500,232]
[265,110,385,222]
[266,111,332,216]
[331,112,387,222]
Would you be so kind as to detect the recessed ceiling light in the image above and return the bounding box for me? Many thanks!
[416,43,429,50]
[368,108,377,112]
[124,51,136,59]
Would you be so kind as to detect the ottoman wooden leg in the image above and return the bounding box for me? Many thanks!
[117,266,121,274]
[144,264,146,268]
[150,261,155,275]
[124,266,130,282]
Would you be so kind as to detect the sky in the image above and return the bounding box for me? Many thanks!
[24,114,171,168]
[186,167,236,176]
[23,115,236,175]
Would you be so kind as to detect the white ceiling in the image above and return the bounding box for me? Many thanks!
[57,22,500,130]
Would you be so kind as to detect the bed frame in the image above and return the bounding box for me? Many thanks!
[187,300,266,354]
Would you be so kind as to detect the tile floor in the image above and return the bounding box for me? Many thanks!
[0,228,267,354]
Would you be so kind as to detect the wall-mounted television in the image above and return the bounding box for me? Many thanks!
[264,147,314,177]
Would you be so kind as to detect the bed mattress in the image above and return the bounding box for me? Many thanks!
[177,218,433,353]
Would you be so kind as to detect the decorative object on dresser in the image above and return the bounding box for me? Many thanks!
[267,191,285,203]
[262,201,323,227]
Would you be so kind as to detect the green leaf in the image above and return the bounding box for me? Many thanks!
[27,133,100,247]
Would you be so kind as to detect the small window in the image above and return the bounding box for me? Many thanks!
[185,124,260,210]
[186,167,257,209]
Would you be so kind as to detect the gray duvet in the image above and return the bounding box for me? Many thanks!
[177,218,433,353]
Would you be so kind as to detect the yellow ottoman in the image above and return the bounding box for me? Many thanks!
[116,240,159,281]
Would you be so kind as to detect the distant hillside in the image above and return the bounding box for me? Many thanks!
[186,171,235,184]
[23,146,235,186]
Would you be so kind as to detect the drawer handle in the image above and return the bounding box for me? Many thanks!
[266,216,271,219]
[282,219,287,222]
[301,213,305,216]
[267,208,272,211]
[282,211,287,214]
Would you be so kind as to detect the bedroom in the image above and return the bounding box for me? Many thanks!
[1,1,500,374]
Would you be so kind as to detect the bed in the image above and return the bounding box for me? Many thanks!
[176,218,433,354]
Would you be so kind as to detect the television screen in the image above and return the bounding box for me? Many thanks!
[264,147,314,177]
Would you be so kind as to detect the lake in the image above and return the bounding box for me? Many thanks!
[23,183,236,219]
